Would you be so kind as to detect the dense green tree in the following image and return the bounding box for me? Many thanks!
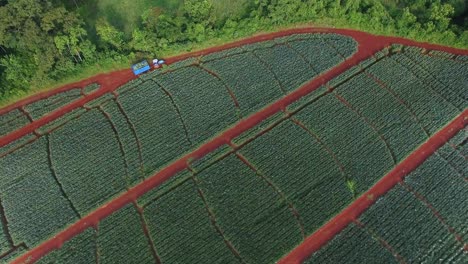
[1,0,467,102]
[0,0,91,95]
[96,18,125,50]
[183,0,214,25]
[129,29,157,53]
[429,1,455,30]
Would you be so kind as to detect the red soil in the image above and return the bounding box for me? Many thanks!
[6,28,468,263]
[278,110,468,264]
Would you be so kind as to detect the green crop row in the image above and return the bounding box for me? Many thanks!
[288,39,345,75]
[305,224,398,264]
[49,109,129,214]
[143,173,242,264]
[0,109,30,137]
[36,108,87,135]
[24,89,83,120]
[335,73,428,162]
[294,93,395,193]
[359,184,465,262]
[156,66,240,145]
[116,80,191,174]
[37,228,96,264]
[203,52,285,117]
[100,99,144,186]
[406,158,468,238]
[366,55,460,135]
[393,52,467,110]
[238,120,353,234]
[307,131,468,262]
[251,44,318,93]
[321,34,358,59]
[0,133,36,156]
[193,154,303,263]
[402,49,468,109]
[0,137,79,248]
[231,111,285,146]
[82,83,100,95]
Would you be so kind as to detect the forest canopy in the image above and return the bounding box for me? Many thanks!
[0,0,467,103]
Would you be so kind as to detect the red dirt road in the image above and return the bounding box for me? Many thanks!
[5,28,468,263]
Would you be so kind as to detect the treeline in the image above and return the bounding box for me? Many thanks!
[0,0,467,101]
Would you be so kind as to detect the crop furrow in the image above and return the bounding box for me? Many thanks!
[436,151,467,180]
[363,70,431,138]
[232,150,306,239]
[97,107,132,187]
[187,168,247,263]
[287,116,348,181]
[353,220,407,264]
[112,93,145,173]
[18,106,34,124]
[45,134,81,219]
[392,54,464,111]
[279,109,467,264]
[133,202,162,264]
[151,80,193,146]
[248,48,287,93]
[333,92,397,165]
[399,182,466,246]
[196,64,242,118]
[0,199,14,248]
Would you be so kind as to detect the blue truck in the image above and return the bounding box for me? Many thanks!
[131,60,151,75]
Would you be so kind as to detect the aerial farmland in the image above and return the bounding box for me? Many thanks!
[1,27,467,263]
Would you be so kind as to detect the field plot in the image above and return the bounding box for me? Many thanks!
[0,32,357,262]
[0,29,467,264]
[0,109,30,138]
[0,84,99,137]
[306,130,467,263]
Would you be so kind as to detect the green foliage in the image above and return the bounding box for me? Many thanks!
[1,0,468,105]
[95,18,125,50]
[129,29,157,53]
[0,0,94,96]
[183,0,213,24]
